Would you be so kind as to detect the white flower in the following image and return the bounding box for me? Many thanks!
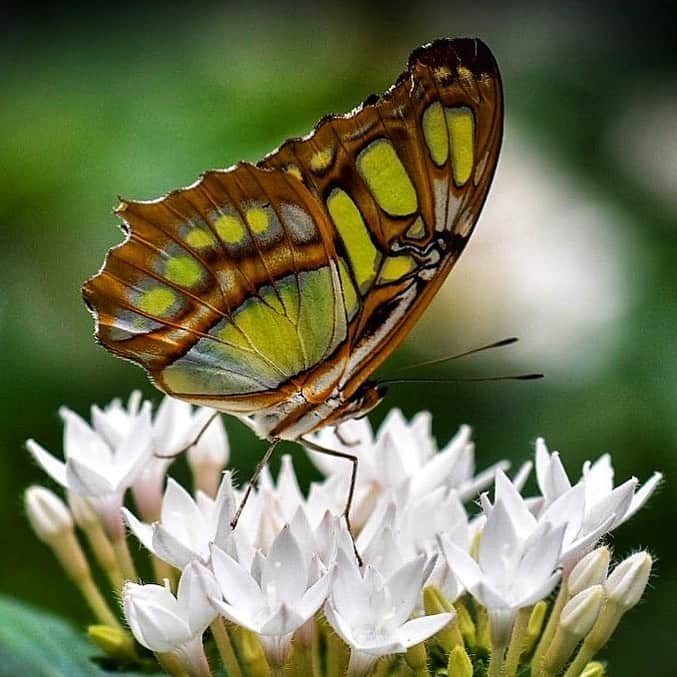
[123,561,219,672]
[534,440,661,569]
[209,525,332,665]
[439,496,564,647]
[536,438,662,532]
[307,410,505,529]
[90,391,143,447]
[26,403,153,538]
[123,473,237,570]
[482,470,614,572]
[325,548,453,675]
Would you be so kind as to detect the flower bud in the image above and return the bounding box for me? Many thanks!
[567,547,610,596]
[447,645,473,677]
[580,661,605,676]
[25,486,73,540]
[605,552,652,610]
[524,600,547,654]
[88,625,138,661]
[560,585,605,639]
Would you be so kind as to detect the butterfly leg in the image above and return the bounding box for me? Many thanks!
[301,436,362,566]
[334,425,359,448]
[230,438,282,529]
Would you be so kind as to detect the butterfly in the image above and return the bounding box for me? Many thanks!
[83,37,503,447]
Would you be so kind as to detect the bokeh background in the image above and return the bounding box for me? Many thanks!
[2,1,676,674]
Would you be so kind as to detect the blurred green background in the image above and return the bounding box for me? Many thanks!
[2,1,675,674]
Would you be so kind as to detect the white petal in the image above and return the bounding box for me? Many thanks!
[398,613,455,648]
[410,440,464,499]
[177,562,220,633]
[331,548,368,625]
[60,408,112,465]
[623,472,662,523]
[262,526,307,606]
[387,555,426,627]
[516,571,562,608]
[585,478,636,531]
[323,599,356,647]
[210,545,266,614]
[479,500,521,581]
[259,603,306,635]
[121,507,155,554]
[539,483,585,545]
[514,524,564,600]
[160,479,205,537]
[438,535,483,595]
[297,570,332,621]
[66,456,116,496]
[210,598,259,632]
[493,470,535,540]
[26,440,68,487]
[153,524,203,569]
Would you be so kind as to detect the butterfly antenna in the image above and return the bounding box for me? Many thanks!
[379,372,544,386]
[395,336,519,374]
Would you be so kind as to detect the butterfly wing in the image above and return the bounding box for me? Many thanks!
[83,164,355,414]
[260,37,503,402]
[83,37,502,424]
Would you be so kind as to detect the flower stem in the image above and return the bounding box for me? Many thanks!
[235,628,271,677]
[77,576,121,629]
[503,606,532,676]
[112,534,138,583]
[211,618,242,677]
[152,554,176,588]
[531,582,567,674]
[81,518,124,590]
[156,651,188,676]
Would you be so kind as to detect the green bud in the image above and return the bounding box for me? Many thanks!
[87,625,137,662]
[580,661,606,677]
[447,646,473,677]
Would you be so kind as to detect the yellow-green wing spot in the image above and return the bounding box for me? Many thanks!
[357,139,418,216]
[136,286,178,316]
[338,259,359,320]
[327,188,381,295]
[446,107,475,186]
[163,256,204,288]
[378,255,417,284]
[245,207,270,235]
[185,227,217,249]
[406,216,426,240]
[161,268,346,396]
[422,102,449,166]
[214,214,247,245]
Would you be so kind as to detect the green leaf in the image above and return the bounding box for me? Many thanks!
[0,595,158,676]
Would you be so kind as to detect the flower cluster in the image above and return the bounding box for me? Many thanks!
[25,394,661,677]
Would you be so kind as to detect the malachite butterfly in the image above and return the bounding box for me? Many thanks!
[83,38,503,443]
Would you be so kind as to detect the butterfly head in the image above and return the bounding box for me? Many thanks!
[334,381,388,426]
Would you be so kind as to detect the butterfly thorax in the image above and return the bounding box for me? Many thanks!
[246,381,386,441]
